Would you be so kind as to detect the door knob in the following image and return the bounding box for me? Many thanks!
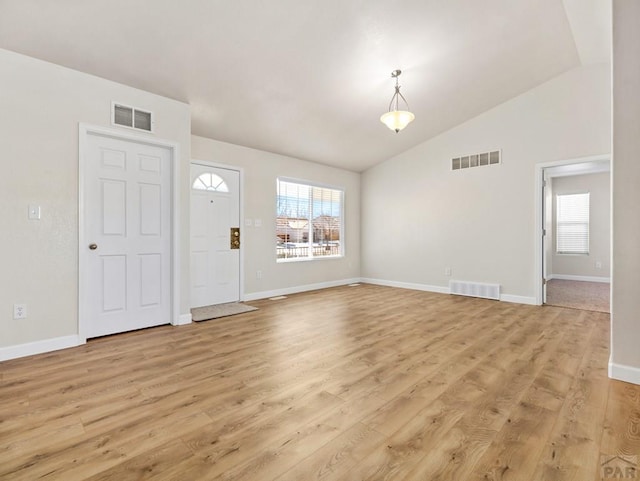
[89,243,98,250]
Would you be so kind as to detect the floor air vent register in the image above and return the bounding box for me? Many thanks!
[449,280,500,300]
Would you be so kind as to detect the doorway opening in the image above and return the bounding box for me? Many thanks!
[536,155,611,312]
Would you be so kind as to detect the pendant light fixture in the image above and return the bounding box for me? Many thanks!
[380,69,415,133]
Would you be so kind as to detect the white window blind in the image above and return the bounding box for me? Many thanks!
[556,193,590,255]
[276,178,343,260]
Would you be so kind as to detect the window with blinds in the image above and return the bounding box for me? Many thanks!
[556,193,590,255]
[276,178,343,260]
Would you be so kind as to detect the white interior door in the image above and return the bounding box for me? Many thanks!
[190,164,240,308]
[83,132,172,338]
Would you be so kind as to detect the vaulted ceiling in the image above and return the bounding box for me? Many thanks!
[0,0,610,171]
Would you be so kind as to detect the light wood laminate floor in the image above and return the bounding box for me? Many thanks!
[1,284,638,480]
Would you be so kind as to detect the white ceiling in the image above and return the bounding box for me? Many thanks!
[0,0,610,172]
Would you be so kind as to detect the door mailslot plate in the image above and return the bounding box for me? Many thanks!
[230,227,240,249]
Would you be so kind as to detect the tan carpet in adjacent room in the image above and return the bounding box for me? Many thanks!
[546,279,610,313]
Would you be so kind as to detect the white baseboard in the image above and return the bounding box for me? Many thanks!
[2,313,192,362]
[360,277,449,294]
[0,335,84,362]
[549,274,611,283]
[500,294,538,305]
[609,356,640,386]
[361,277,537,305]
[244,278,362,301]
[174,313,192,326]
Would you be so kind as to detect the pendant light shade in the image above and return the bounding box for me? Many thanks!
[380,69,415,133]
[380,110,415,132]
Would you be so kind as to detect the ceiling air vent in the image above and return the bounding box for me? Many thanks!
[112,102,153,132]
[452,150,500,171]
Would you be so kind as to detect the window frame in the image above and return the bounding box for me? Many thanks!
[556,192,590,255]
[276,177,345,262]
[191,172,229,192]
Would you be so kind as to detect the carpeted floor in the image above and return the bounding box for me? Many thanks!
[545,279,610,313]
[191,302,258,322]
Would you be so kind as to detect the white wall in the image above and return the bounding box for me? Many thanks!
[0,49,191,352]
[610,0,640,384]
[550,172,610,280]
[191,136,360,299]
[361,63,611,303]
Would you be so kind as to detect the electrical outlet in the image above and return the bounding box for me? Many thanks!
[445,267,452,277]
[13,304,27,320]
[256,270,262,279]
[595,261,602,269]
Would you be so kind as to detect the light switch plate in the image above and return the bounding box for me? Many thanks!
[28,205,41,220]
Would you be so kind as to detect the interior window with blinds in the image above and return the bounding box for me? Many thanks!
[276,178,343,261]
[556,192,590,255]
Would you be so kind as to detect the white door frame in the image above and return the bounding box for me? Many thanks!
[78,123,181,342]
[190,159,245,303]
[534,153,611,305]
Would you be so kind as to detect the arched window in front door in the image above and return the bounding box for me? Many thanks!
[192,172,229,192]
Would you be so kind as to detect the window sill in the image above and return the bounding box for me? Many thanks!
[277,255,344,264]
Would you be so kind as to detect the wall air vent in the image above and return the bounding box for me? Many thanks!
[112,102,154,132]
[452,150,500,171]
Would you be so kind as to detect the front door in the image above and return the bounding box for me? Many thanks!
[82,131,172,338]
[190,164,240,308]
